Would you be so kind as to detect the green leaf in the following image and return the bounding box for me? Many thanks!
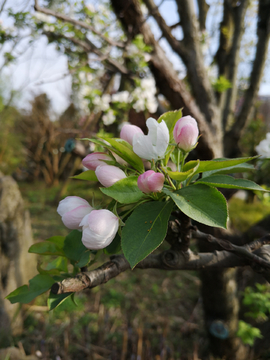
[122,201,174,268]
[6,274,55,304]
[196,175,269,192]
[77,250,91,268]
[163,185,228,228]
[201,162,254,178]
[28,241,64,256]
[158,109,182,142]
[46,256,68,272]
[193,157,256,175]
[63,230,87,262]
[71,170,98,181]
[46,236,66,248]
[166,160,200,181]
[100,176,145,204]
[47,292,74,311]
[100,137,144,172]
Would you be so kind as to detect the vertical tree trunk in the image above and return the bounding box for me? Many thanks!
[110,1,244,358]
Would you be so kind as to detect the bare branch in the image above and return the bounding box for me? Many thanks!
[175,0,218,125]
[34,0,125,48]
[224,0,270,157]
[215,0,250,131]
[143,0,187,57]
[193,230,270,268]
[197,0,210,31]
[43,31,129,75]
[51,233,270,295]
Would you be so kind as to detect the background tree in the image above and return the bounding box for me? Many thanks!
[3,0,270,359]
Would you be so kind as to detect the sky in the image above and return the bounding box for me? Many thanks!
[1,0,270,115]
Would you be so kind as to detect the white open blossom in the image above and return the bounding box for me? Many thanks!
[102,110,116,125]
[133,117,169,161]
[256,133,270,158]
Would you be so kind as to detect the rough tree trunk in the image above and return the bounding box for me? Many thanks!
[0,173,36,346]
[109,1,247,358]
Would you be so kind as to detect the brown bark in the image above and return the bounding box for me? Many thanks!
[216,0,250,131]
[224,0,270,157]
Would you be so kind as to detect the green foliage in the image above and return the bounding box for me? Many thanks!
[237,284,270,346]
[237,320,262,346]
[212,75,232,93]
[228,198,270,232]
[243,284,270,321]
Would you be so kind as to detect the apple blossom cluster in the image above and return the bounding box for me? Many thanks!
[57,115,199,251]
[76,78,158,125]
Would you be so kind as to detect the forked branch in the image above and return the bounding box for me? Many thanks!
[51,233,270,295]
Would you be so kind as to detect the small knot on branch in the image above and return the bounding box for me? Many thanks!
[162,250,180,267]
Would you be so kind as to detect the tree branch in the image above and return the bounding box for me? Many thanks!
[216,0,250,131]
[175,0,219,126]
[143,0,187,58]
[43,31,129,75]
[224,0,270,157]
[51,233,270,295]
[197,0,210,31]
[111,0,222,158]
[34,0,125,48]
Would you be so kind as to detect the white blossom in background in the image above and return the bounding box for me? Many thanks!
[77,85,90,113]
[132,77,158,113]
[256,133,270,158]
[86,3,96,12]
[34,12,52,23]
[43,24,55,32]
[102,109,116,125]
[93,94,111,112]
[111,91,130,103]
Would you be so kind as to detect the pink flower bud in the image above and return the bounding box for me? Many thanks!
[57,196,92,229]
[120,123,144,146]
[80,209,119,250]
[173,116,199,152]
[82,152,112,171]
[137,170,165,193]
[95,165,126,187]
